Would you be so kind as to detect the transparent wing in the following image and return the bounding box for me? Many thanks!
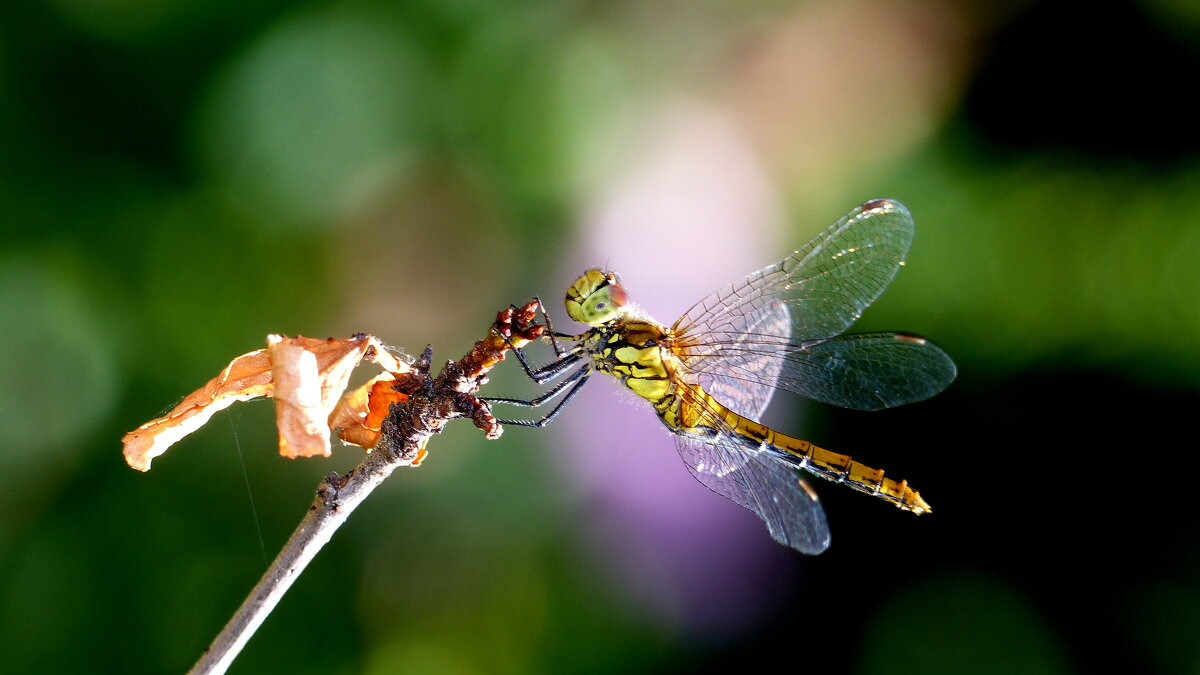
[671,199,956,410]
[677,435,830,554]
[673,199,914,344]
[778,332,956,410]
[699,298,789,420]
[672,380,831,554]
[688,331,957,411]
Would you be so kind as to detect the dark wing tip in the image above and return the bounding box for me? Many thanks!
[893,332,927,346]
[860,198,910,216]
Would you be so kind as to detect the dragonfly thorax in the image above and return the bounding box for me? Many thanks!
[582,317,677,404]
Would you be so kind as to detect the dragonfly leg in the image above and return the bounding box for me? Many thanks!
[484,365,588,407]
[500,297,590,382]
[491,369,591,428]
[505,340,584,384]
[527,296,566,360]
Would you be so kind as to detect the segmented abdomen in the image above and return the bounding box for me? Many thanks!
[671,385,931,514]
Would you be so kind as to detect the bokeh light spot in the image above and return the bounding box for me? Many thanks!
[195,3,426,229]
[0,254,118,474]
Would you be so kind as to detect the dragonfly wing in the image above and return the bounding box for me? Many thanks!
[676,434,831,554]
[672,380,830,553]
[673,199,914,344]
[671,199,955,410]
[774,332,957,410]
[695,331,957,411]
[696,299,789,420]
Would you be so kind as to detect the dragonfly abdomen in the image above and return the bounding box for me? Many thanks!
[714,398,932,515]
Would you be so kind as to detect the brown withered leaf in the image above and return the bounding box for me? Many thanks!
[328,374,400,448]
[122,335,410,471]
[269,334,367,460]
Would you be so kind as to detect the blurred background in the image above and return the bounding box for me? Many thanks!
[2,0,1198,672]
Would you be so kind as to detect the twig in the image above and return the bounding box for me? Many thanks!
[188,302,545,675]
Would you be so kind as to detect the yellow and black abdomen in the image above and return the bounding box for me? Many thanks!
[664,378,931,515]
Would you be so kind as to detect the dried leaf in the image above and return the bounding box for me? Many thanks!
[123,335,410,471]
[329,374,409,450]
[269,335,368,459]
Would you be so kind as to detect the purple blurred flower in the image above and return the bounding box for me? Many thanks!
[553,101,800,637]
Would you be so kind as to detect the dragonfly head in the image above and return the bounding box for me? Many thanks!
[565,269,629,325]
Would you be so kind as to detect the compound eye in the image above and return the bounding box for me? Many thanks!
[581,283,627,324]
[607,283,629,309]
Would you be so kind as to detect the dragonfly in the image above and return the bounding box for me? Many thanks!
[488,198,956,554]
